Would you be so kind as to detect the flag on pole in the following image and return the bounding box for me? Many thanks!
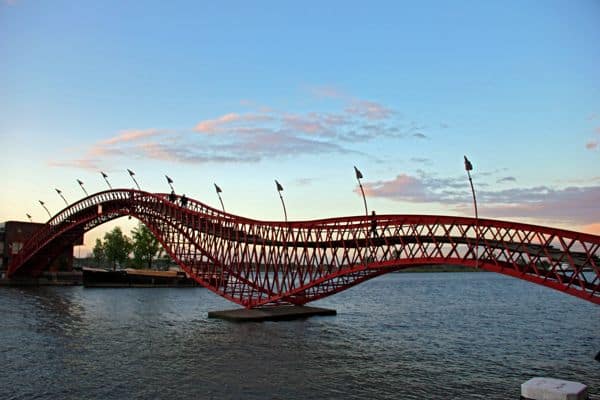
[77,179,89,196]
[214,183,222,193]
[464,156,473,171]
[100,171,112,189]
[166,175,173,184]
[55,189,61,194]
[127,169,141,190]
[26,213,32,221]
[354,166,363,180]
[39,200,45,206]
[275,180,284,192]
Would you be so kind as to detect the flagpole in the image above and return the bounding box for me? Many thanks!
[39,200,52,218]
[275,180,288,223]
[354,166,369,216]
[128,169,141,190]
[464,155,479,268]
[77,179,89,196]
[55,189,68,206]
[101,171,112,189]
[165,175,174,192]
[214,183,226,212]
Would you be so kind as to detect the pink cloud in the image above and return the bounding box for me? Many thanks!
[361,174,428,201]
[283,114,330,135]
[194,113,272,133]
[361,171,600,226]
[586,141,598,150]
[345,100,393,120]
[101,129,161,145]
[136,142,176,161]
[50,90,427,169]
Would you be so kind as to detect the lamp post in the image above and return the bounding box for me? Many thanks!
[165,175,174,192]
[77,179,89,196]
[354,166,369,216]
[214,183,226,212]
[55,188,68,206]
[464,155,479,268]
[39,200,52,218]
[275,180,288,223]
[101,171,112,189]
[127,169,141,190]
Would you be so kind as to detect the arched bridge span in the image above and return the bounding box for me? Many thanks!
[8,189,600,307]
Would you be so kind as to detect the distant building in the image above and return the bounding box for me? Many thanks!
[0,221,82,278]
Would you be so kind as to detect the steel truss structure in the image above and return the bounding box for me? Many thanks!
[7,189,600,307]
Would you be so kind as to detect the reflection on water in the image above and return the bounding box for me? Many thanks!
[1,273,599,400]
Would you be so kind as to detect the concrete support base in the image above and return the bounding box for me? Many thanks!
[208,305,337,322]
[521,377,588,400]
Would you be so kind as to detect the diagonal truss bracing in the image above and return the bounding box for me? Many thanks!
[7,189,600,307]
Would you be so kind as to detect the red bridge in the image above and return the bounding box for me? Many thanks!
[7,189,600,307]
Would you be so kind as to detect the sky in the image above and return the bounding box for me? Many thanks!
[1,0,599,254]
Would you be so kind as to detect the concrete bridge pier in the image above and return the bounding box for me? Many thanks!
[208,305,336,322]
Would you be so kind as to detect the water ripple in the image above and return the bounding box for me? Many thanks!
[1,273,598,399]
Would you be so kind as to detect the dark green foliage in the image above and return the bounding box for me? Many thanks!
[131,223,164,269]
[102,227,132,270]
[92,238,105,267]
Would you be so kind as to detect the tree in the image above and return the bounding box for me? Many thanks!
[103,227,132,270]
[92,238,105,267]
[131,223,163,269]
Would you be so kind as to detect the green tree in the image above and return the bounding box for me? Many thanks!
[103,227,132,270]
[131,223,163,269]
[92,238,105,267]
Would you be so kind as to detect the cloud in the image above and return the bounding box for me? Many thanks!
[50,90,434,168]
[361,171,600,225]
[496,176,517,184]
[345,100,393,120]
[194,113,273,133]
[586,140,598,150]
[478,186,600,224]
[100,129,162,145]
[362,174,429,202]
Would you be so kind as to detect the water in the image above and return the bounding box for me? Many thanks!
[1,272,599,399]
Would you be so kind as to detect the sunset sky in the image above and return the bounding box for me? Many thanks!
[1,1,599,253]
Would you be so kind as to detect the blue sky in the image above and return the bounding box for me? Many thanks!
[1,0,599,251]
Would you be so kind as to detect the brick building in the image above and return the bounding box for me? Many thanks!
[0,221,82,278]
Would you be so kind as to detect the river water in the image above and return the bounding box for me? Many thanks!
[1,272,599,399]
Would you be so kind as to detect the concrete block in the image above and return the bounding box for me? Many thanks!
[521,377,588,400]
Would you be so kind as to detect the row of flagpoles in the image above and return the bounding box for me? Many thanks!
[30,167,364,224]
[27,157,478,228]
